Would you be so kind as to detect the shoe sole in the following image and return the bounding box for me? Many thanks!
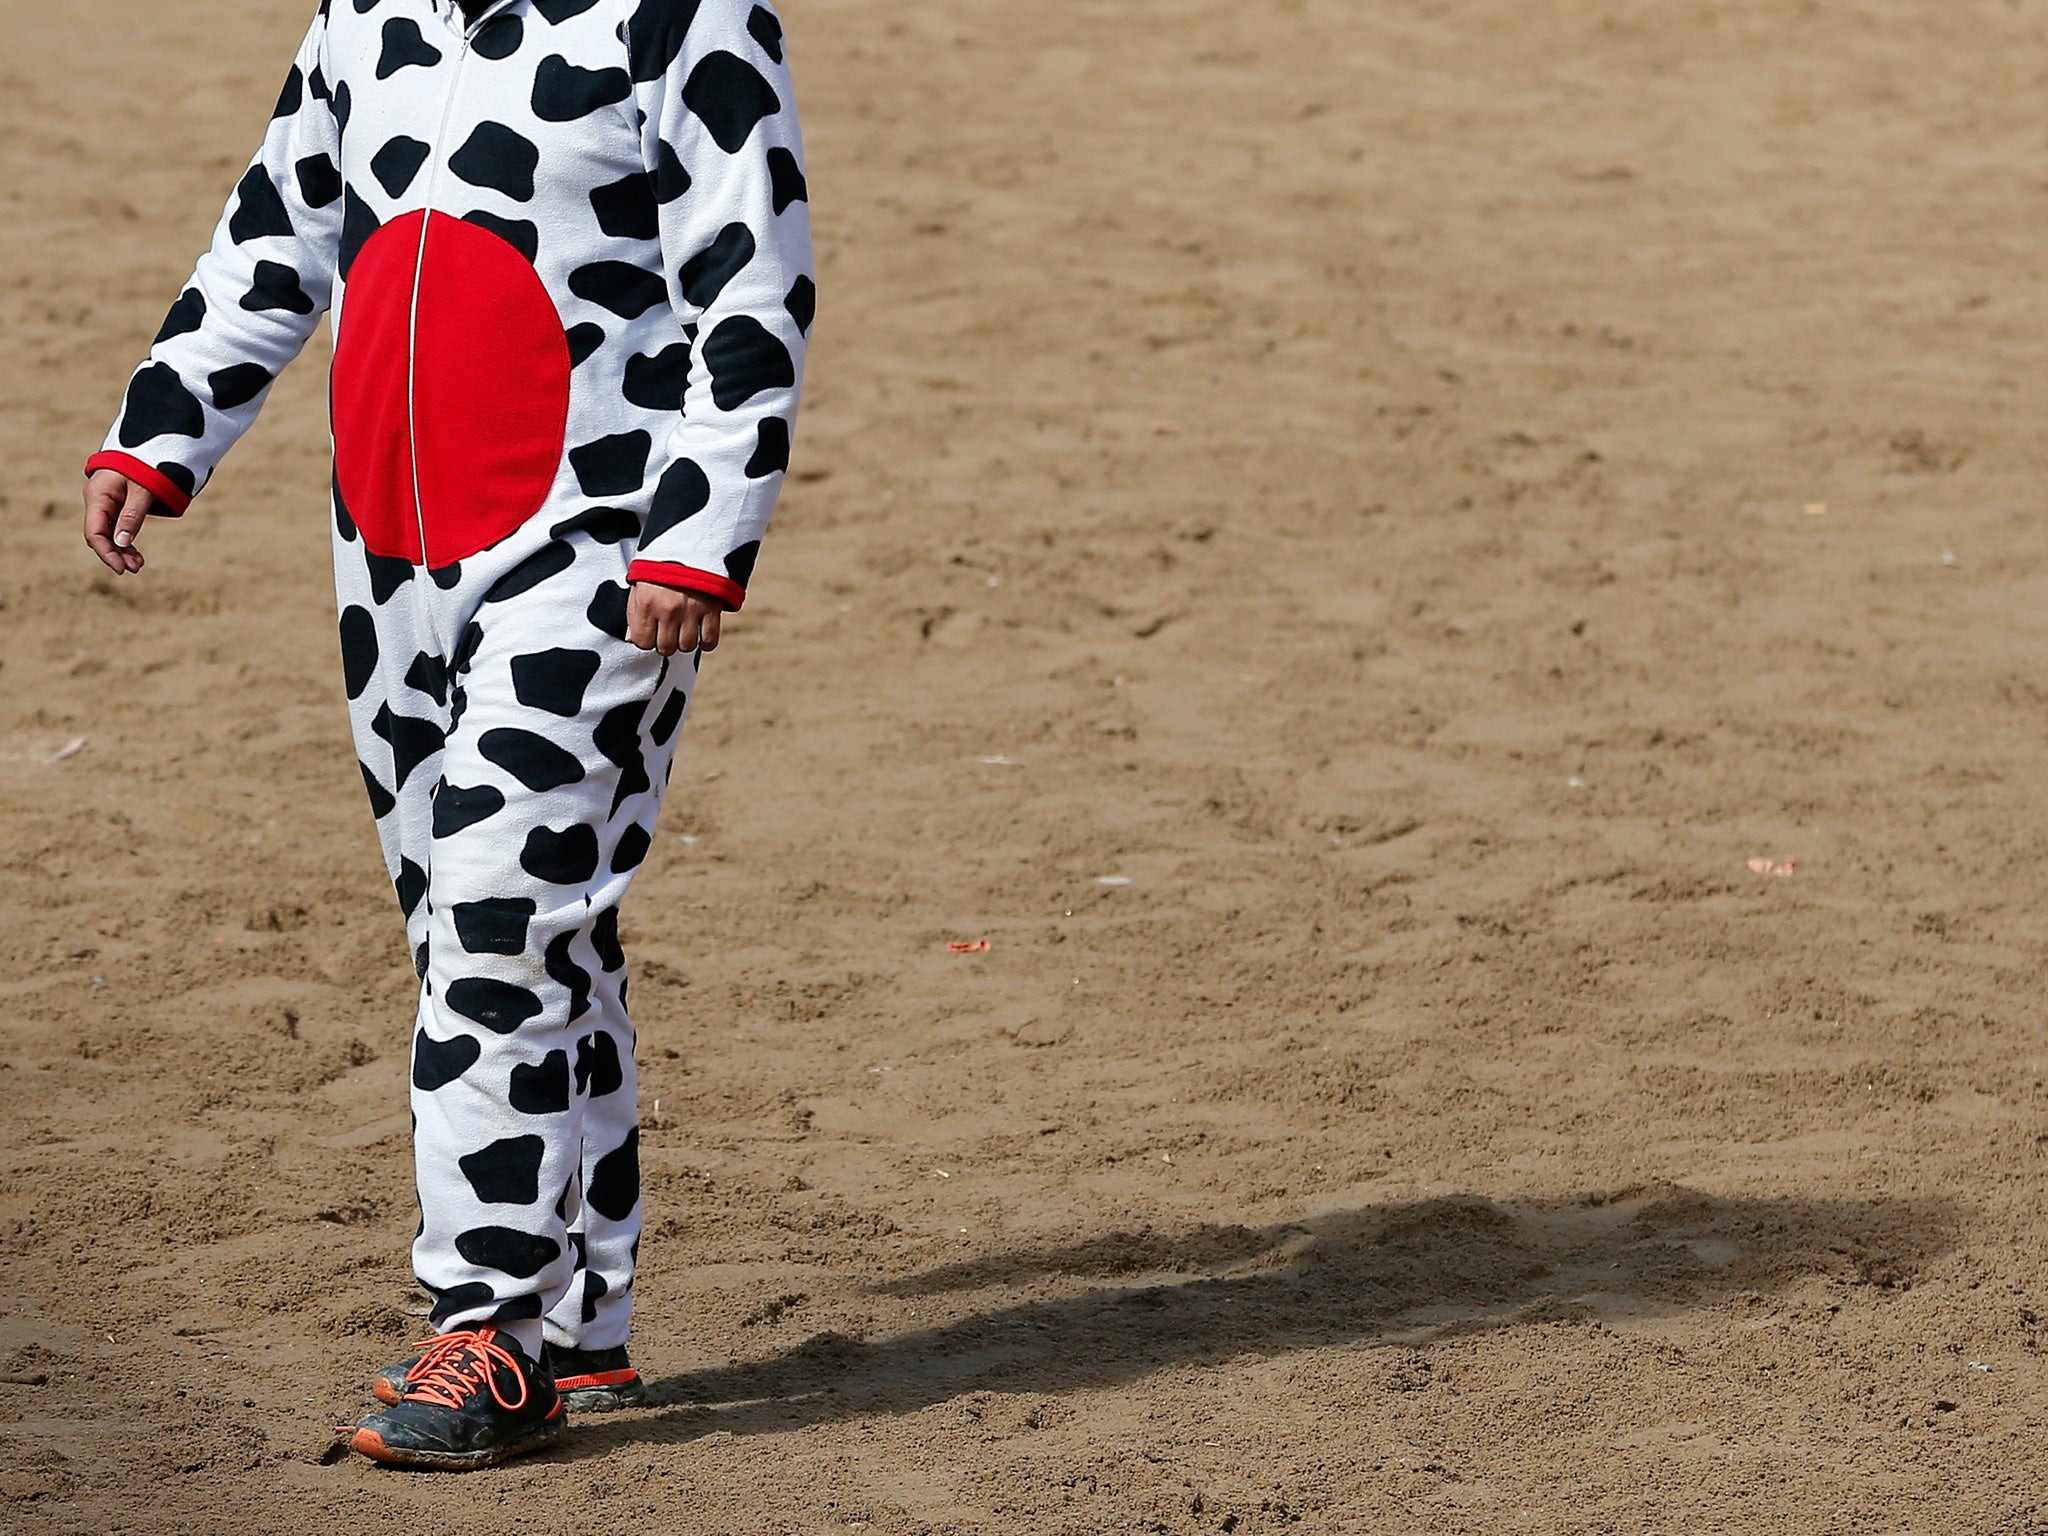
[372,1376,645,1411]
[350,1412,568,1471]
[559,1378,647,1412]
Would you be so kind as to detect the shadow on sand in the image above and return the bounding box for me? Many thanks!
[555,1185,1958,1456]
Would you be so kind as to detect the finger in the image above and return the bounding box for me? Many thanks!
[655,609,686,657]
[698,606,721,652]
[112,479,154,550]
[82,477,124,570]
[626,587,657,650]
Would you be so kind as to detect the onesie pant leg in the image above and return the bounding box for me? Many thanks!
[342,535,694,1353]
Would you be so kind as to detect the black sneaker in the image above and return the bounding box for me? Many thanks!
[348,1327,566,1470]
[543,1342,648,1412]
[373,1338,646,1412]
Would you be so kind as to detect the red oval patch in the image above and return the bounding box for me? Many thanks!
[332,213,571,568]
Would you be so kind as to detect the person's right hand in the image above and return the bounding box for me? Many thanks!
[83,469,161,574]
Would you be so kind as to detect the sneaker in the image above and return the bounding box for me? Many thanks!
[373,1338,646,1412]
[544,1342,648,1412]
[347,1327,566,1470]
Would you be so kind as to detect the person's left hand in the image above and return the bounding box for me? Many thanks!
[626,582,726,656]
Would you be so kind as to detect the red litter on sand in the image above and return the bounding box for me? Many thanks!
[1746,857,1798,878]
[948,939,992,953]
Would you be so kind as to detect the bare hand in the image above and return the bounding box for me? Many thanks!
[626,582,726,656]
[83,469,160,574]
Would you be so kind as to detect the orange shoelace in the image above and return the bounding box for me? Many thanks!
[398,1327,530,1412]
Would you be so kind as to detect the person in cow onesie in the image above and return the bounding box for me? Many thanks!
[81,0,812,1469]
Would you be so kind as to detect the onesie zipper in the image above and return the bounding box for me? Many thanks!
[404,0,520,571]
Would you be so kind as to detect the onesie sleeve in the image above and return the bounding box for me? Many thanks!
[85,8,345,514]
[625,0,814,609]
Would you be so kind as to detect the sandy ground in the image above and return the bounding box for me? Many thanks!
[7,0,2048,1529]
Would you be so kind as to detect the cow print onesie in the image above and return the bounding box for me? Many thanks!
[88,0,812,1358]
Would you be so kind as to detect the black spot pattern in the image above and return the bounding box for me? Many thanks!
[587,1127,640,1220]
[464,210,540,263]
[340,188,381,279]
[155,289,206,344]
[566,322,607,366]
[361,762,397,818]
[296,153,343,208]
[365,549,414,603]
[725,539,761,588]
[434,781,507,838]
[428,1280,498,1328]
[682,52,781,153]
[592,907,625,972]
[371,135,431,197]
[622,344,692,411]
[589,171,658,240]
[377,17,443,78]
[405,649,449,705]
[483,541,576,602]
[523,823,601,885]
[653,141,692,202]
[228,167,294,243]
[568,260,668,319]
[569,431,652,495]
[510,1049,571,1114]
[594,700,652,814]
[454,897,537,955]
[550,505,637,544]
[612,822,652,872]
[448,976,544,1034]
[454,1225,562,1279]
[680,222,756,308]
[452,621,485,675]
[482,727,587,791]
[532,54,632,121]
[413,1028,483,1091]
[396,856,429,918]
[333,476,359,542]
[449,121,540,202]
[767,146,807,213]
[747,5,784,62]
[642,456,710,544]
[241,260,316,315]
[535,0,601,20]
[587,581,631,640]
[784,274,816,335]
[340,605,378,700]
[118,364,204,447]
[512,648,603,715]
[628,0,706,82]
[575,1030,625,1096]
[274,64,305,119]
[703,315,793,410]
[547,932,593,1022]
[209,363,273,412]
[459,1136,546,1204]
[580,1269,609,1324]
[745,418,790,477]
[650,686,688,746]
[473,12,524,58]
[372,702,445,788]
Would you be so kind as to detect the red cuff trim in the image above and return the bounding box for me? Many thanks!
[627,560,746,610]
[85,452,192,515]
